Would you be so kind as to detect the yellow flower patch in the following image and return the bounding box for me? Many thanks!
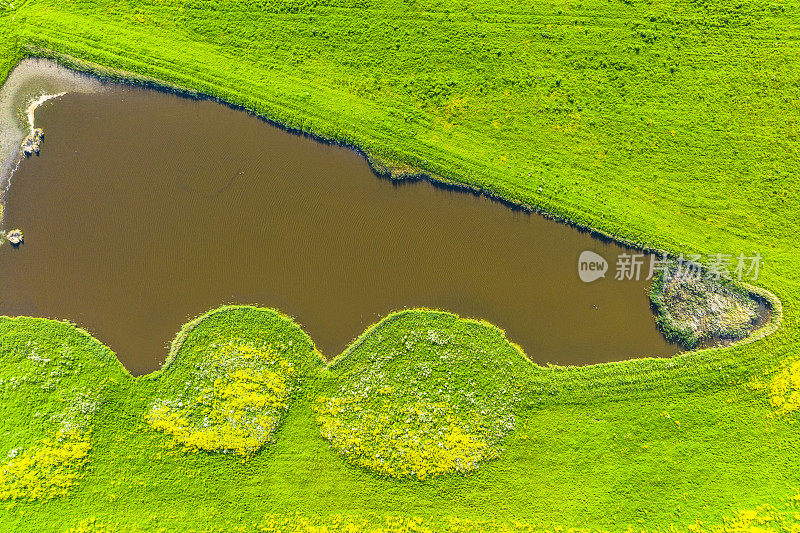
[316,325,520,479]
[0,430,92,501]
[260,513,437,532]
[0,334,104,502]
[146,341,298,455]
[770,358,800,414]
[316,399,493,479]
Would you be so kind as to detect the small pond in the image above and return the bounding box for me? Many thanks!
[0,61,680,375]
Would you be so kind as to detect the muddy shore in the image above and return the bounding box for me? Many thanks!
[0,58,104,196]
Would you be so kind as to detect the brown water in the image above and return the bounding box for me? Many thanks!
[0,84,680,375]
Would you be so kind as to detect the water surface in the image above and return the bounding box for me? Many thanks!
[0,80,680,375]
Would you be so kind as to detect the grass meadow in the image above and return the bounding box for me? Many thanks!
[0,0,799,531]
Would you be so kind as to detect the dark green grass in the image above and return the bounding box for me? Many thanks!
[0,0,798,530]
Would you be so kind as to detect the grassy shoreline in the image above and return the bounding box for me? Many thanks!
[3,48,662,252]
[0,53,783,354]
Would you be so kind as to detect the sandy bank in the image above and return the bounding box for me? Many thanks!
[0,58,104,197]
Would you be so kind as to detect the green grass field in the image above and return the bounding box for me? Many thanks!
[0,0,799,530]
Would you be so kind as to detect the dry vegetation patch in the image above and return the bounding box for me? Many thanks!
[650,266,767,348]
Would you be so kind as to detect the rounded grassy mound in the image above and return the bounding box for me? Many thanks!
[0,317,126,501]
[315,310,531,480]
[144,306,322,456]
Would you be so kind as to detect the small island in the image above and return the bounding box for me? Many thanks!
[21,128,44,156]
[5,229,23,245]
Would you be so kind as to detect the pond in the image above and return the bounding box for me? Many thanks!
[0,60,680,375]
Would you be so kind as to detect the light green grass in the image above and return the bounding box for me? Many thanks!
[0,307,798,532]
[0,0,799,530]
[315,311,526,480]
